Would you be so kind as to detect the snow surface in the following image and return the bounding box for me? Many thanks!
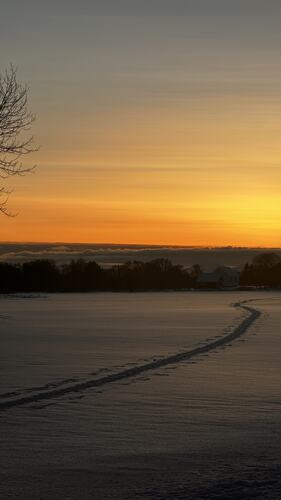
[0,291,281,499]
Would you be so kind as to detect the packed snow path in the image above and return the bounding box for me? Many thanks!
[0,299,261,411]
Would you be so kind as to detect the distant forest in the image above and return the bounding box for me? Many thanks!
[0,252,281,293]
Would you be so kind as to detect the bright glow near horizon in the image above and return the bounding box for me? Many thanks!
[1,1,281,246]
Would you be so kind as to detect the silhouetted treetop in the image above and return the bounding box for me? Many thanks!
[0,65,37,214]
[252,253,280,268]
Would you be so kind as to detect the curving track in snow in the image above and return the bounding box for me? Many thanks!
[0,299,261,411]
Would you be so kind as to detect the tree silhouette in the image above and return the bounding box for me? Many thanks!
[252,252,280,268]
[0,65,37,214]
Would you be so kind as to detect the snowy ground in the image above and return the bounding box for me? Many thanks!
[0,292,280,498]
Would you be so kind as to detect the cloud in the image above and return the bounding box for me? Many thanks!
[0,243,280,270]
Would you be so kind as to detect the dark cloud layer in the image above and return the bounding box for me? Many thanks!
[0,243,279,271]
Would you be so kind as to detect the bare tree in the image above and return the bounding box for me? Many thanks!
[0,65,37,214]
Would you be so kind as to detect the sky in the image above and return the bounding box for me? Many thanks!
[1,0,281,245]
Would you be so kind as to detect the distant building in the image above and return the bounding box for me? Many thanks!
[197,266,240,290]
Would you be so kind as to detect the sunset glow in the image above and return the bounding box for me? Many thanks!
[1,2,281,246]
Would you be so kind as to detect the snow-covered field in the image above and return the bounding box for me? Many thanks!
[0,292,280,499]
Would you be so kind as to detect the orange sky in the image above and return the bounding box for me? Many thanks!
[1,2,281,246]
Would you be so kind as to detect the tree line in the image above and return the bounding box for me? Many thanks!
[239,252,281,288]
[0,258,196,293]
[0,252,280,293]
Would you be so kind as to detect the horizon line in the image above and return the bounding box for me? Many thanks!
[0,241,281,250]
